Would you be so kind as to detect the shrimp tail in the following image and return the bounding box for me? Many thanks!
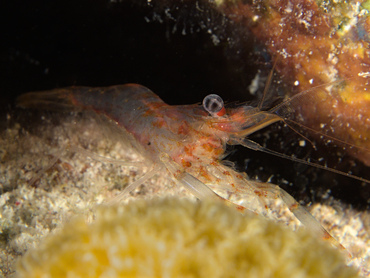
[16,84,162,126]
[16,88,80,111]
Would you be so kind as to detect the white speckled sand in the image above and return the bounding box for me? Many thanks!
[0,112,369,277]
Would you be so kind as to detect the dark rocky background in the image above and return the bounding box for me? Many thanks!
[1,0,368,209]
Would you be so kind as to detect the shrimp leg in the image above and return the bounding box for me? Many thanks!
[73,146,158,204]
[71,146,145,167]
[160,153,248,212]
[110,166,161,204]
[237,138,349,254]
[27,148,66,186]
[278,188,350,257]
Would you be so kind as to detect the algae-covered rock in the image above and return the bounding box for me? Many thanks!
[217,0,370,166]
[16,197,358,278]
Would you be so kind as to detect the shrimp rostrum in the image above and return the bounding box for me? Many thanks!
[17,83,351,252]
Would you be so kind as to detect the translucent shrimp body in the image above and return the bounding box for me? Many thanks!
[17,84,346,252]
[18,85,240,166]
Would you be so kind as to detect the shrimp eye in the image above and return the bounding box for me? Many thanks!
[203,94,226,117]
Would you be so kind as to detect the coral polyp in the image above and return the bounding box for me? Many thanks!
[16,198,358,278]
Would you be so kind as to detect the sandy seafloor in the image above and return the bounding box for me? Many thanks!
[0,111,369,277]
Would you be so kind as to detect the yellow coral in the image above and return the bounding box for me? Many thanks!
[16,198,358,278]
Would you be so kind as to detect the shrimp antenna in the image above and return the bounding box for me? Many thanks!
[258,57,279,110]
[284,119,370,153]
[240,138,370,184]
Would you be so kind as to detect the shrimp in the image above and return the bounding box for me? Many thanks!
[17,82,369,254]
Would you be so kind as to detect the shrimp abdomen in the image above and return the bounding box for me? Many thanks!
[17,84,165,122]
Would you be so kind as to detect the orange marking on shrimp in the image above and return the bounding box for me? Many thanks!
[236,205,247,212]
[209,120,236,133]
[201,143,214,153]
[223,171,231,176]
[199,166,212,181]
[230,108,247,123]
[178,123,190,135]
[174,169,184,180]
[143,100,167,112]
[254,190,268,198]
[289,203,299,211]
[322,233,332,240]
[181,160,192,168]
[184,146,194,156]
[216,106,226,117]
[152,119,166,128]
